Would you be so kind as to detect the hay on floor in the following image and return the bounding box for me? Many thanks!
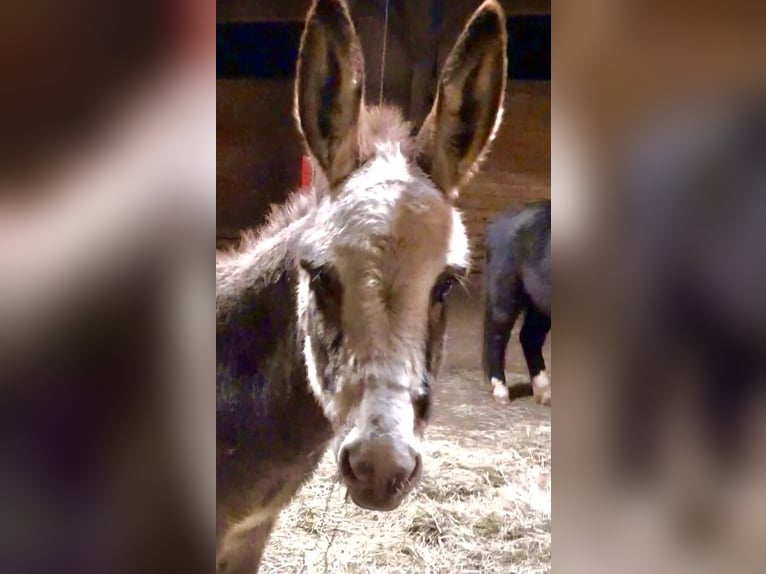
[262,422,551,574]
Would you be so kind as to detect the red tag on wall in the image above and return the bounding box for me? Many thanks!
[300,155,312,189]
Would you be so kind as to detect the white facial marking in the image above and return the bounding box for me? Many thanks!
[491,377,509,400]
[338,382,421,457]
[296,272,326,408]
[447,208,470,270]
[329,152,451,369]
[296,116,471,442]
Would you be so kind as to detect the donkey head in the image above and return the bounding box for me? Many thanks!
[294,0,506,510]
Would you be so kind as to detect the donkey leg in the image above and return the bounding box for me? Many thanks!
[483,298,522,400]
[217,511,277,574]
[520,306,551,406]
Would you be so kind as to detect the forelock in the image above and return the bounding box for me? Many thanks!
[359,106,415,160]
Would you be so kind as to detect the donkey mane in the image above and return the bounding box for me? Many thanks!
[358,106,414,158]
[218,191,317,265]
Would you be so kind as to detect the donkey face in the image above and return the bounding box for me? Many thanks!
[295,0,506,511]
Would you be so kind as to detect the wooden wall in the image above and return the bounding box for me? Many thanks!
[217,1,550,270]
[458,81,550,272]
[217,0,551,22]
[217,79,550,269]
[217,78,301,242]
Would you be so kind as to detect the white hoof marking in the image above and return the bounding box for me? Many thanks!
[491,378,509,400]
[532,372,551,406]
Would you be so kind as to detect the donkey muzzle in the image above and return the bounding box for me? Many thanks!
[338,434,422,510]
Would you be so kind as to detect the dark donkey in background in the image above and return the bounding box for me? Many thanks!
[216,0,508,571]
[483,201,551,405]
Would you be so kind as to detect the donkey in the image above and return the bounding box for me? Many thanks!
[216,1,507,571]
[482,201,551,405]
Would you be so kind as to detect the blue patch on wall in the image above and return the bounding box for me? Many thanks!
[217,23,302,79]
[506,15,550,81]
[217,16,550,81]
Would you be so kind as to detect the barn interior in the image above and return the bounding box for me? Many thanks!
[216,1,551,571]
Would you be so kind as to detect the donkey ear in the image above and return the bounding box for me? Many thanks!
[416,1,507,197]
[296,0,365,188]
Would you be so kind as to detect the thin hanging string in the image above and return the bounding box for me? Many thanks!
[378,0,390,106]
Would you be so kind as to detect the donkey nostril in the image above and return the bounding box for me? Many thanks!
[347,448,376,481]
[341,446,377,483]
[385,452,421,497]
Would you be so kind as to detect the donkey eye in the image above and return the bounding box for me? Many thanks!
[432,274,456,303]
[309,269,330,291]
[301,260,333,291]
[300,259,343,319]
[413,391,432,421]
